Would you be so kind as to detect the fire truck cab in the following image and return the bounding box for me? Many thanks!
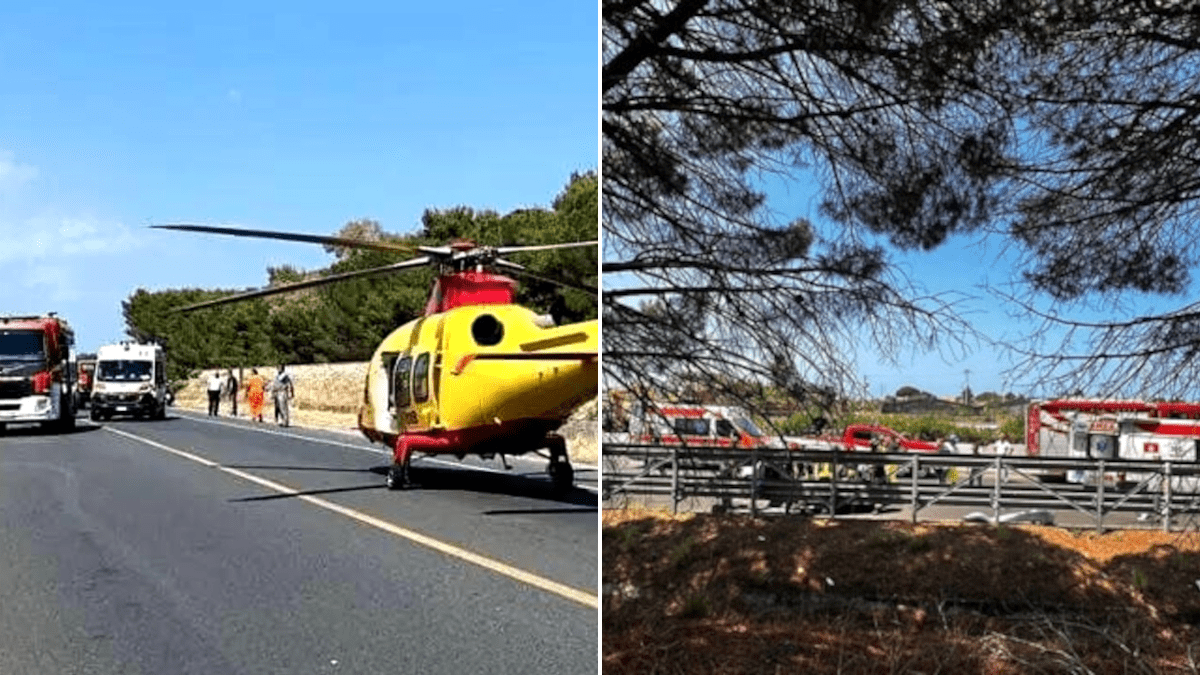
[0,314,77,431]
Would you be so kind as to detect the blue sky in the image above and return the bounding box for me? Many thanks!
[765,176,1192,400]
[762,175,1062,400]
[0,1,597,353]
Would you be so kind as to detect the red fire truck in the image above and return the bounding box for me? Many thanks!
[0,314,78,431]
[1026,398,1200,485]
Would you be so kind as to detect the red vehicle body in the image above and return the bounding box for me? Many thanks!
[0,314,77,431]
[1027,399,1200,485]
[76,358,95,406]
[786,423,940,453]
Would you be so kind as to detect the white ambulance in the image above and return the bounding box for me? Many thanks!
[90,342,169,421]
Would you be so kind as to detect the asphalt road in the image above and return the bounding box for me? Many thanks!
[0,410,598,674]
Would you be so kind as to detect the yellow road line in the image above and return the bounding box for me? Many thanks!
[105,426,598,609]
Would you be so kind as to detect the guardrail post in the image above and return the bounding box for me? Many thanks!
[830,451,839,520]
[992,454,1002,523]
[670,445,679,515]
[910,455,919,524]
[1095,459,1106,534]
[750,447,759,518]
[1163,461,1173,533]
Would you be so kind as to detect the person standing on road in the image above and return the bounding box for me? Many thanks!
[224,369,238,418]
[246,368,266,422]
[206,371,223,417]
[995,434,1014,484]
[272,364,295,427]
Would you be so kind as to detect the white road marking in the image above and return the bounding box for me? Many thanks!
[169,410,600,491]
[105,426,598,610]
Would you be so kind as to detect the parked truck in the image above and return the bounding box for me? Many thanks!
[90,341,168,421]
[75,357,96,408]
[0,313,77,431]
[784,423,941,453]
[1026,398,1200,488]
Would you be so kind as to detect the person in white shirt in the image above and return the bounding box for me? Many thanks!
[206,371,223,417]
[995,435,1014,483]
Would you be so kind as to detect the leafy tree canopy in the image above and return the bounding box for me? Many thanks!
[604,0,1200,411]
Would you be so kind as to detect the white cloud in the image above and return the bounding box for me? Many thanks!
[0,216,143,264]
[227,88,242,104]
[0,151,37,190]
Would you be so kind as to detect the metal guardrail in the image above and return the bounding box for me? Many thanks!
[602,443,1200,532]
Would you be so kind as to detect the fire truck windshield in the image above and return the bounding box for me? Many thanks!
[0,330,45,361]
[98,360,152,382]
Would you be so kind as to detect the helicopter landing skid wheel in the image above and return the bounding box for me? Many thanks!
[546,435,574,493]
[386,462,411,490]
[387,437,414,490]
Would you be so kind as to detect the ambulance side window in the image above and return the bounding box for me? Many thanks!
[413,353,430,403]
[673,418,709,436]
[393,356,412,408]
[715,419,736,438]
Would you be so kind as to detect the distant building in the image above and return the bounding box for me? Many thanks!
[881,390,986,415]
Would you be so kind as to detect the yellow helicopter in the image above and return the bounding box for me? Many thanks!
[154,224,597,491]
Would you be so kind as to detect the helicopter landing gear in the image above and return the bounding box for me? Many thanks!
[387,437,413,490]
[546,434,574,493]
[386,463,410,490]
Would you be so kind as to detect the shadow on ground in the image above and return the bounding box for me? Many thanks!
[603,511,1200,674]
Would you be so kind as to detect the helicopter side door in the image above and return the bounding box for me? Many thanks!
[390,351,439,431]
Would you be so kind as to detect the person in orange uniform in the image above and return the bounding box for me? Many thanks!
[245,368,267,422]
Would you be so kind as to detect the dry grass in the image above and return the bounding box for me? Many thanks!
[604,508,1200,674]
[174,362,597,463]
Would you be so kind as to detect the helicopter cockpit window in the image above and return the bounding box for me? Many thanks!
[382,353,399,408]
[471,314,504,347]
[393,356,412,408]
[412,353,430,402]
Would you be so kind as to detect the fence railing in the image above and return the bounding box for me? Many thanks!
[602,443,1200,532]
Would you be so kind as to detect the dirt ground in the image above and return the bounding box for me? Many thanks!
[172,362,598,463]
[604,507,1200,674]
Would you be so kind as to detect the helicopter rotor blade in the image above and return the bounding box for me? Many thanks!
[495,240,598,256]
[152,223,445,256]
[493,259,597,297]
[173,256,433,312]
